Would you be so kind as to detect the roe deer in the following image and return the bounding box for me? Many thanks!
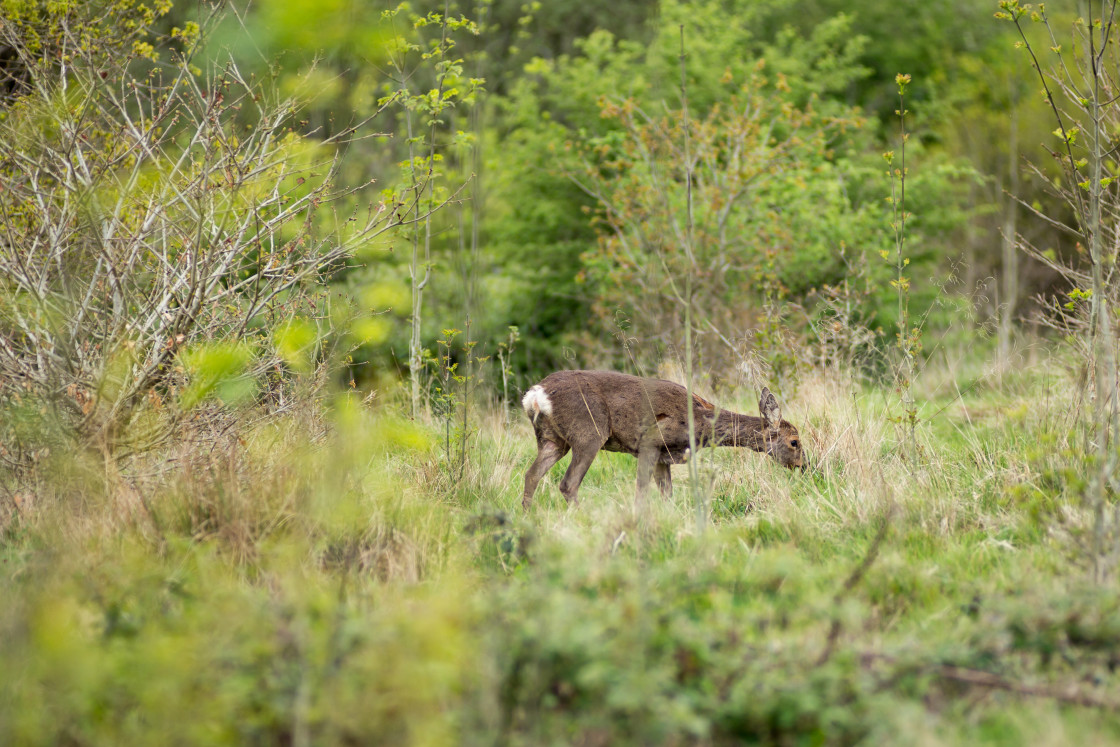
[520,370,804,509]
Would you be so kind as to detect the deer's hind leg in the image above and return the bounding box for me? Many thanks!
[522,438,570,510]
[557,434,608,507]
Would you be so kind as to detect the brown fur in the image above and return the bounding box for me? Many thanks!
[521,370,804,509]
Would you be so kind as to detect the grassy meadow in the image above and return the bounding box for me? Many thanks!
[4,345,1119,746]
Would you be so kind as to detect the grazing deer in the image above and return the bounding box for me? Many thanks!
[520,370,804,509]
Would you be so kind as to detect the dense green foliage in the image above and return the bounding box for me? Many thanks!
[205,0,1022,377]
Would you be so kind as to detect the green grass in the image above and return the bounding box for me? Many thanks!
[2,357,1119,745]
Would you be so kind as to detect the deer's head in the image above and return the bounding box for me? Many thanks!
[759,387,805,472]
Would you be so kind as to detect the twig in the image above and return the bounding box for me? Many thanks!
[817,504,895,665]
[862,652,1120,710]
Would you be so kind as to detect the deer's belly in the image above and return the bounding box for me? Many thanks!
[601,436,634,454]
[659,448,690,464]
[601,436,689,464]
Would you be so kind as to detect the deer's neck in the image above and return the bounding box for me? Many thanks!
[712,410,767,451]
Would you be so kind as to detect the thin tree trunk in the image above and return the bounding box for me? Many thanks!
[1086,9,1118,582]
[407,1,453,420]
[963,181,978,307]
[678,26,706,532]
[999,89,1020,371]
[407,110,428,420]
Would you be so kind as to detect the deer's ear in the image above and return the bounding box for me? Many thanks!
[759,387,781,430]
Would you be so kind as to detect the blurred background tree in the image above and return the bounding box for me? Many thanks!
[1,0,1077,417]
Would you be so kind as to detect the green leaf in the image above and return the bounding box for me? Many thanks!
[180,343,255,409]
[274,319,317,372]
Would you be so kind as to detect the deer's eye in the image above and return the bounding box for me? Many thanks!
[790,440,799,449]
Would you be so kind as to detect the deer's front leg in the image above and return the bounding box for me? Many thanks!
[653,462,672,498]
[635,444,659,509]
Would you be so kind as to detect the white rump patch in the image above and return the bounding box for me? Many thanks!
[522,385,553,423]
